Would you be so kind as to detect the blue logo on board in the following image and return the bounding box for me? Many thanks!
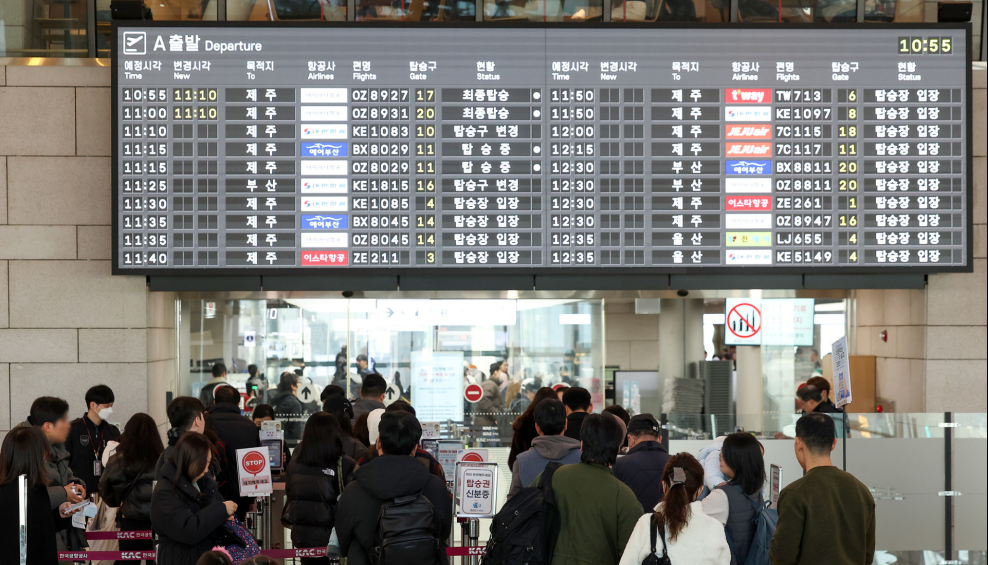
[301,142,348,157]
[301,215,349,230]
[726,160,771,175]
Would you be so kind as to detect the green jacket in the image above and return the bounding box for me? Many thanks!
[769,465,876,565]
[536,461,644,565]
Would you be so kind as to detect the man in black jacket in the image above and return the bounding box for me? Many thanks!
[336,411,452,565]
[562,387,593,441]
[67,385,121,494]
[270,372,305,442]
[611,413,670,514]
[156,396,207,479]
[206,385,261,520]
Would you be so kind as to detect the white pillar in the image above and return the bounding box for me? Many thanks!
[735,345,763,432]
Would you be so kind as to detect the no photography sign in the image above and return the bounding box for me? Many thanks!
[726,299,762,346]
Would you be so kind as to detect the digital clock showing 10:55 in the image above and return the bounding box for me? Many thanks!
[898,37,953,54]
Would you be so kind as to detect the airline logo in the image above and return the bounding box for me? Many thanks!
[725,125,772,140]
[725,178,772,193]
[726,160,771,175]
[302,251,348,266]
[726,250,773,265]
[301,233,348,248]
[300,88,348,103]
[301,124,347,140]
[726,232,773,247]
[726,196,772,211]
[300,106,347,122]
[301,214,348,230]
[725,142,772,157]
[301,197,347,212]
[300,160,347,176]
[301,178,348,194]
[726,214,773,229]
[725,88,772,103]
[725,107,772,122]
[301,142,348,158]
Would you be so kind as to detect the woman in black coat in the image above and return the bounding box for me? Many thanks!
[506,387,557,469]
[99,413,164,563]
[151,432,237,565]
[283,412,357,565]
[0,427,74,565]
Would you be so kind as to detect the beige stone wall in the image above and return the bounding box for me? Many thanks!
[0,65,176,436]
[855,69,987,413]
[604,299,660,371]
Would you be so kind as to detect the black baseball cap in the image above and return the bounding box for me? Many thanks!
[627,414,661,435]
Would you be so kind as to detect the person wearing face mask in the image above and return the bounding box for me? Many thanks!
[67,385,121,495]
[151,432,238,565]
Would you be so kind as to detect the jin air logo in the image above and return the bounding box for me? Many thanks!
[122,31,146,55]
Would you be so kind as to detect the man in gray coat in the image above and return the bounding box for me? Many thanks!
[507,399,582,499]
[21,396,89,560]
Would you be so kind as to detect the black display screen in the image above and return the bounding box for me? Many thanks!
[112,23,972,275]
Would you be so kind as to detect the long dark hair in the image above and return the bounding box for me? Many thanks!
[116,413,165,476]
[653,453,704,542]
[0,427,51,489]
[171,432,213,488]
[513,387,557,430]
[352,413,371,448]
[294,412,343,468]
[721,432,766,495]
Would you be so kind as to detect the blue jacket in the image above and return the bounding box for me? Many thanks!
[611,440,671,514]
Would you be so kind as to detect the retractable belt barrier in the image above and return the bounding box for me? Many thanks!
[64,532,487,560]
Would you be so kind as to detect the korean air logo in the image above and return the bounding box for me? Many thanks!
[122,31,146,55]
[724,107,772,122]
[726,160,771,175]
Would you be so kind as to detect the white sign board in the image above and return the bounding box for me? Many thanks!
[761,299,815,346]
[725,298,762,346]
[437,440,464,488]
[383,383,403,407]
[831,336,852,408]
[236,446,273,497]
[244,330,256,347]
[377,299,517,327]
[411,351,464,422]
[458,464,498,518]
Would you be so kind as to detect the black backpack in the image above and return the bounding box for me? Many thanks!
[481,462,563,565]
[372,491,442,565]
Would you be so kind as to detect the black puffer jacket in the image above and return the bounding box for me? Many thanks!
[611,440,671,514]
[270,390,305,441]
[283,456,357,549]
[150,456,230,565]
[98,453,155,522]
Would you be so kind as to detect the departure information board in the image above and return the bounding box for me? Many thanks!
[112,24,972,275]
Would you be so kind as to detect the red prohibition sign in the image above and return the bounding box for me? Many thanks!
[727,303,762,339]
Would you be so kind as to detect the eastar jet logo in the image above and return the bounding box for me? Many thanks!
[726,89,771,103]
[725,142,772,157]
[725,125,772,140]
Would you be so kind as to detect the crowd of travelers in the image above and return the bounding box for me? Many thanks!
[0,367,876,565]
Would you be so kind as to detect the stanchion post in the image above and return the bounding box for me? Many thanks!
[19,474,28,565]
[467,518,480,565]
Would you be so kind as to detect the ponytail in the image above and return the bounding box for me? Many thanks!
[652,453,704,542]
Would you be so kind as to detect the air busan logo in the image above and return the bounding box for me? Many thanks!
[725,142,772,157]
[726,89,771,103]
[725,125,772,140]
[726,160,771,175]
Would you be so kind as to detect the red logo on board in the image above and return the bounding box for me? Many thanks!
[725,125,772,140]
[726,89,772,103]
[301,251,348,266]
[725,142,772,157]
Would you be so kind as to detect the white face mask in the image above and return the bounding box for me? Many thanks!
[98,406,113,420]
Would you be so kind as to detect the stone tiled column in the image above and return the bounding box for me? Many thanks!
[0,64,176,437]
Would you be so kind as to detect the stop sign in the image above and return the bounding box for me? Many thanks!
[241,451,267,476]
[464,383,484,403]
